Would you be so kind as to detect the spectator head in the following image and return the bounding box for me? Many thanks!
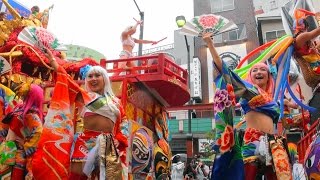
[31,6,40,14]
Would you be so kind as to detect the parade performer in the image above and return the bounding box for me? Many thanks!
[1,84,44,179]
[242,63,292,180]
[114,20,158,75]
[32,49,128,180]
[294,10,320,87]
[29,6,40,18]
[0,84,15,179]
[70,65,128,179]
[203,32,292,180]
[0,84,15,143]
[28,5,53,28]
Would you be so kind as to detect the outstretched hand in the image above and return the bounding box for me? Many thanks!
[42,47,54,60]
[202,32,214,44]
[43,47,58,71]
[137,20,143,26]
[133,18,143,26]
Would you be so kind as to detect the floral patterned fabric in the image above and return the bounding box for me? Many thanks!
[212,62,245,180]
[32,66,92,180]
[241,128,264,159]
[71,129,102,162]
[294,43,320,73]
[7,108,43,156]
[270,138,293,179]
[5,107,43,176]
[213,61,279,154]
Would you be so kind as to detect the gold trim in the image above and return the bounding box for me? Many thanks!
[0,51,23,57]
[43,146,69,176]
[56,81,68,87]
[243,156,259,164]
[42,157,62,180]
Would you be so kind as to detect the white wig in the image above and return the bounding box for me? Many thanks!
[84,66,120,117]
[84,66,113,95]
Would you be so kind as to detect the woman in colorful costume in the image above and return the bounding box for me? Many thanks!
[294,12,320,75]
[114,20,158,75]
[28,5,52,28]
[203,32,292,180]
[0,84,15,179]
[0,84,15,143]
[1,84,44,179]
[35,49,128,180]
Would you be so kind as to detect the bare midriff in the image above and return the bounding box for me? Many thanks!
[122,45,133,53]
[84,114,114,133]
[71,115,114,175]
[245,111,274,134]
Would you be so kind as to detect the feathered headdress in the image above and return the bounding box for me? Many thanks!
[79,65,93,80]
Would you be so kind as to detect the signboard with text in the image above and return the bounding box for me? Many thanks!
[191,57,202,100]
[181,57,202,101]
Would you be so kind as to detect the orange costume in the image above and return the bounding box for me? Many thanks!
[32,66,128,179]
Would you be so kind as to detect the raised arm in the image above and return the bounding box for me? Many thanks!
[295,28,320,48]
[202,32,222,72]
[44,48,59,71]
[133,38,157,45]
[295,12,320,48]
[122,20,142,37]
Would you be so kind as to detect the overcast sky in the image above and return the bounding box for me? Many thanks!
[17,0,193,59]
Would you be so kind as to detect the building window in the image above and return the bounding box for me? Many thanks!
[270,0,277,10]
[213,33,222,43]
[211,0,235,13]
[228,23,246,41]
[265,30,285,42]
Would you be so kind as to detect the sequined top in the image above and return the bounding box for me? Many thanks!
[81,93,118,123]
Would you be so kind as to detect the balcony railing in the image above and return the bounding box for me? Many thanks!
[100,53,188,84]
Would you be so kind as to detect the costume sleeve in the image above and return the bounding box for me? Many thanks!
[212,61,250,153]
[213,61,257,101]
[23,112,43,157]
[211,61,245,179]
[32,65,89,179]
[114,104,128,165]
[52,66,91,109]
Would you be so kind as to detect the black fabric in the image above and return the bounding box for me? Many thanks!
[2,111,14,124]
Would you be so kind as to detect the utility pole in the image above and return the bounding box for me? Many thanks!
[133,0,144,56]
